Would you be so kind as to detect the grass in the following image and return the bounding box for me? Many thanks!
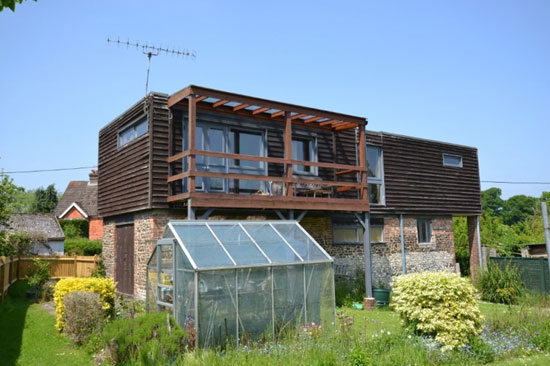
[0,281,94,366]
[2,280,550,366]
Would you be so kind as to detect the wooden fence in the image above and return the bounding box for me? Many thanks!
[489,257,550,293]
[0,255,99,304]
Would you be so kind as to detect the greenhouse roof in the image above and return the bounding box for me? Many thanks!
[159,220,332,270]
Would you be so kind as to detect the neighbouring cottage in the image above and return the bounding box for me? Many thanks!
[55,170,103,240]
[97,85,482,298]
[2,214,65,255]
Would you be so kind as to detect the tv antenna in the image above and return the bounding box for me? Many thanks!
[107,37,196,95]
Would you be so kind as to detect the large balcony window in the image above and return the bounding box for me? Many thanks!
[367,146,385,205]
[292,137,317,175]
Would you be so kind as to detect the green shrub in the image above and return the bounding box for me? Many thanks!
[391,271,482,350]
[63,291,104,345]
[26,258,50,290]
[90,256,106,278]
[64,238,102,255]
[54,277,116,331]
[59,219,89,239]
[100,312,190,364]
[476,262,525,304]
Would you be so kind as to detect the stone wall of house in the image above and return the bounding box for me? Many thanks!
[327,215,456,288]
[103,209,457,299]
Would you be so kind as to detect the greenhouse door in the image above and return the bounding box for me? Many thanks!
[116,224,134,295]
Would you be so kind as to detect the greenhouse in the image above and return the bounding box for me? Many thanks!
[146,220,335,347]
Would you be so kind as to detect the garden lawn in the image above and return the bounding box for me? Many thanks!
[0,281,94,366]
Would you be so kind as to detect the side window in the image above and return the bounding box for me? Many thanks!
[443,153,463,168]
[333,216,384,244]
[292,137,317,175]
[118,116,148,148]
[367,146,384,205]
[417,218,432,243]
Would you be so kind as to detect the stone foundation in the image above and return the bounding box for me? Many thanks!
[103,210,457,298]
[328,215,456,288]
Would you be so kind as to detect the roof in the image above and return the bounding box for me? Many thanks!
[151,220,332,270]
[2,214,65,241]
[168,85,367,131]
[54,181,98,218]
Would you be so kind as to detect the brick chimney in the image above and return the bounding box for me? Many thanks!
[89,169,98,185]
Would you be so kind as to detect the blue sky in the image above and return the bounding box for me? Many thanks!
[0,0,548,199]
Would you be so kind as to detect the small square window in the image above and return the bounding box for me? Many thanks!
[443,154,463,167]
[417,219,432,243]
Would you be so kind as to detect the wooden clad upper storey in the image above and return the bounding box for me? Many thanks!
[98,86,368,217]
[366,131,482,215]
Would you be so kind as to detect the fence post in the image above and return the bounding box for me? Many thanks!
[0,256,5,305]
[74,255,78,277]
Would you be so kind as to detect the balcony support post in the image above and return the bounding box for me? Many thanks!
[358,125,367,201]
[188,94,197,194]
[284,111,293,196]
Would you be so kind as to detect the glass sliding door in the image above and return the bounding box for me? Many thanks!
[229,129,267,194]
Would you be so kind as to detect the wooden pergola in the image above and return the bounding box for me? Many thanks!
[166,85,369,212]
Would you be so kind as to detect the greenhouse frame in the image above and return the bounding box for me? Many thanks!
[146,220,335,347]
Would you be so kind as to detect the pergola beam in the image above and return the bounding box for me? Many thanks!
[213,99,229,108]
[304,116,323,123]
[233,103,250,111]
[252,107,270,115]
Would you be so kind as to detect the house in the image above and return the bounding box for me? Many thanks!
[98,85,482,297]
[3,214,65,255]
[54,170,103,240]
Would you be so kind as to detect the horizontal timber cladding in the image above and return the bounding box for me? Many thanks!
[367,131,482,215]
[98,93,170,217]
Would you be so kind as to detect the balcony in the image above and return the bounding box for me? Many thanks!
[166,86,369,212]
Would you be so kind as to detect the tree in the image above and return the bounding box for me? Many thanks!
[0,0,37,12]
[0,172,22,227]
[32,184,59,213]
[481,188,504,216]
[501,194,537,226]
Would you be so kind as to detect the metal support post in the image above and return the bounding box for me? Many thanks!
[476,216,483,269]
[400,214,406,274]
[363,212,373,298]
[542,202,550,278]
[187,199,195,220]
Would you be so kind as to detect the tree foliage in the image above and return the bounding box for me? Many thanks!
[0,0,37,12]
[454,188,548,267]
[32,184,59,213]
[0,172,22,227]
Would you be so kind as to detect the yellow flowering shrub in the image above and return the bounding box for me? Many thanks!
[391,271,482,350]
[54,277,116,331]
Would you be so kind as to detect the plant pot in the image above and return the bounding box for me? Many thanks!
[372,288,390,307]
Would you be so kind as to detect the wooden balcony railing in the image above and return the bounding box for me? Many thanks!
[166,150,369,211]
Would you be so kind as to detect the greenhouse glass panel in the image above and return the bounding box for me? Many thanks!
[148,220,335,348]
[146,247,158,313]
[198,270,237,347]
[209,224,268,265]
[242,223,302,263]
[172,224,233,268]
[305,263,334,326]
[175,246,195,325]
[273,265,305,333]
[271,223,329,261]
[237,267,272,339]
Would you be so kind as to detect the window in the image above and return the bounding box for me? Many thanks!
[366,146,384,205]
[118,116,148,147]
[417,218,432,243]
[443,153,463,167]
[292,137,317,174]
[230,129,263,169]
[333,217,384,244]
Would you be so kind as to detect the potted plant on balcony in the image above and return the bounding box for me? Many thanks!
[372,281,390,307]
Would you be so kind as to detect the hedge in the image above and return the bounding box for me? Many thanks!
[64,238,102,255]
[58,219,89,239]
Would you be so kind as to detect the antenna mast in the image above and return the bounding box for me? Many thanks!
[107,37,196,95]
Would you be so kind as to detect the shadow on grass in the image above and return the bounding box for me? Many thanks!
[0,281,31,366]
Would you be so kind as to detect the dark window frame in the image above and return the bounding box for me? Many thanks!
[332,216,384,245]
[117,115,148,149]
[442,153,463,168]
[417,218,432,244]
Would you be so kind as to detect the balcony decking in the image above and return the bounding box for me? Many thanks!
[166,86,369,212]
